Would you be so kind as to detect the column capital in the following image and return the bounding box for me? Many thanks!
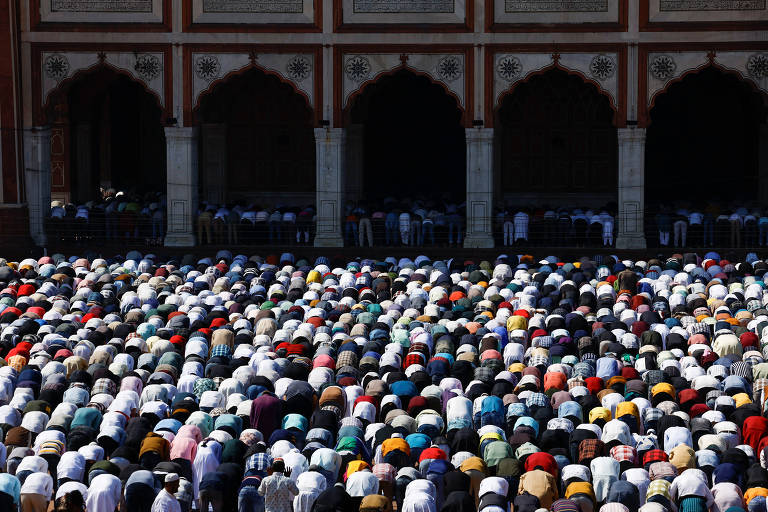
[314,127,346,142]
[465,127,494,141]
[164,126,199,140]
[617,126,647,142]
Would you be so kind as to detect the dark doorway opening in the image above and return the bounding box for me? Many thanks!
[348,69,466,203]
[496,68,617,209]
[645,67,767,205]
[66,68,166,202]
[196,68,315,205]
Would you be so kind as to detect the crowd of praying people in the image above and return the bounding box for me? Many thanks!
[1,250,768,512]
[46,191,166,247]
[47,195,768,250]
[648,204,768,249]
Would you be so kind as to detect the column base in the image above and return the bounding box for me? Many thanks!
[314,234,344,247]
[165,233,196,247]
[616,235,646,249]
[464,234,495,249]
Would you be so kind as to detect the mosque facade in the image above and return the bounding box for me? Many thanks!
[0,1,766,248]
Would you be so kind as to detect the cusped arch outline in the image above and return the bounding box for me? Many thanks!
[647,62,768,125]
[193,62,314,124]
[43,61,167,123]
[495,62,619,127]
[343,65,467,127]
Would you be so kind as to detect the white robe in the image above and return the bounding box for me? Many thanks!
[85,474,121,512]
[293,472,326,512]
[151,488,181,512]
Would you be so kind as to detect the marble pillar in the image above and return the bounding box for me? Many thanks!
[23,127,51,247]
[464,127,495,248]
[616,127,647,249]
[314,127,345,247]
[164,127,199,247]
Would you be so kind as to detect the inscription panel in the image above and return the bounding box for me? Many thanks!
[341,0,465,23]
[51,0,152,11]
[40,0,164,23]
[648,0,768,22]
[353,0,454,12]
[190,0,315,24]
[493,0,619,24]
[505,1,608,12]
[202,0,304,13]
[659,0,765,10]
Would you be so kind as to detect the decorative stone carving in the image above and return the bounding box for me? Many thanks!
[435,56,462,83]
[496,55,523,81]
[286,55,312,82]
[202,0,304,12]
[134,54,161,82]
[505,0,608,12]
[195,55,221,82]
[589,54,616,81]
[51,0,153,12]
[44,54,69,81]
[747,53,768,79]
[345,56,372,83]
[649,55,677,81]
[659,0,765,10]
[353,0,454,12]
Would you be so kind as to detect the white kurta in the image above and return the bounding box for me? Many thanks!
[151,489,181,512]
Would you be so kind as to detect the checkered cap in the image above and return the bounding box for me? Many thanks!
[610,444,637,465]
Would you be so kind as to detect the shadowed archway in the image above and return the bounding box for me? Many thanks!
[645,67,768,206]
[48,66,166,203]
[347,69,466,204]
[196,67,316,206]
[496,68,618,208]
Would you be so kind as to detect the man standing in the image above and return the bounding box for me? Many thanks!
[152,473,181,512]
[258,460,299,512]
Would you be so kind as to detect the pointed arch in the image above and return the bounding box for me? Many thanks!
[343,65,467,127]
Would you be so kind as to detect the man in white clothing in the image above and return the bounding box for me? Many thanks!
[19,471,52,512]
[152,473,181,512]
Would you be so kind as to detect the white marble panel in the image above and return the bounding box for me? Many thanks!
[493,52,617,110]
[493,0,619,24]
[341,0,466,24]
[42,52,165,109]
[190,0,315,25]
[342,53,465,109]
[40,0,164,24]
[192,52,315,109]
[646,52,709,105]
[715,51,768,94]
[648,0,768,23]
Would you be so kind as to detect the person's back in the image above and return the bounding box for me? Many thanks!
[259,462,298,512]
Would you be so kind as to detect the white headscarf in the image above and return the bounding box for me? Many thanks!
[293,471,327,512]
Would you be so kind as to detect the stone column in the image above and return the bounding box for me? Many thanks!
[23,127,51,247]
[314,127,345,247]
[345,124,364,201]
[759,124,768,204]
[464,127,495,248]
[201,124,227,205]
[164,127,199,247]
[616,127,647,249]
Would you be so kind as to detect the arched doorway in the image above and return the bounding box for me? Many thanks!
[47,67,166,204]
[347,69,466,207]
[496,68,618,209]
[645,67,768,206]
[196,68,315,207]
